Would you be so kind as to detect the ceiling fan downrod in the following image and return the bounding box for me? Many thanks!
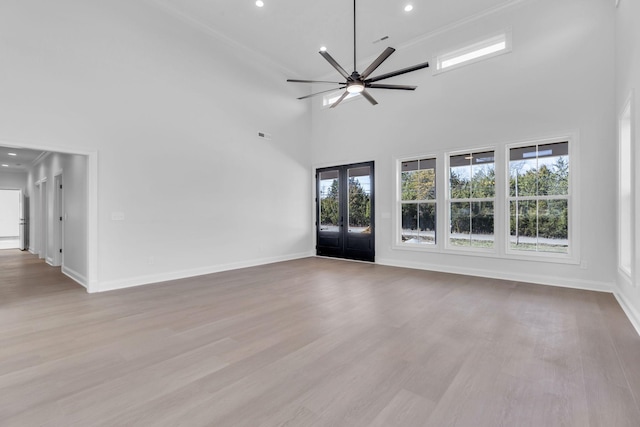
[353,0,357,72]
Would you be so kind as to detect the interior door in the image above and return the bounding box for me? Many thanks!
[316,161,375,262]
[18,190,26,250]
[53,174,63,266]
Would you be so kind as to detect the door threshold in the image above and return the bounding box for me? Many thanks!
[314,255,375,264]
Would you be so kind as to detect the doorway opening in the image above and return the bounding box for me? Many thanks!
[0,141,97,292]
[316,161,375,262]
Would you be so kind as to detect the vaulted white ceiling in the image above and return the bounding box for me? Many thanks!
[150,0,514,78]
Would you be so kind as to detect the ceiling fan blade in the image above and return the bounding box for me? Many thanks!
[319,51,351,80]
[329,91,350,108]
[365,61,430,83]
[360,90,378,106]
[297,87,346,100]
[287,79,345,84]
[367,83,417,90]
[360,47,395,79]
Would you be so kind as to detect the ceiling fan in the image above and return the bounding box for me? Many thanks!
[287,0,430,108]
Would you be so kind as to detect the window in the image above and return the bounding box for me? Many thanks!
[435,31,511,74]
[619,98,632,276]
[508,141,569,254]
[395,136,577,262]
[399,158,436,245]
[448,151,495,249]
[322,91,359,107]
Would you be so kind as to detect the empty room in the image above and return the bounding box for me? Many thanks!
[1,0,640,425]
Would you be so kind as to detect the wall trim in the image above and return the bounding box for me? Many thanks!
[32,151,51,168]
[376,257,614,293]
[62,265,88,289]
[95,251,314,293]
[0,239,20,250]
[614,292,640,337]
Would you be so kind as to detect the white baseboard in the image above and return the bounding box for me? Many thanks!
[0,239,19,250]
[45,257,54,266]
[614,292,640,337]
[376,257,614,293]
[62,265,88,289]
[94,251,314,293]
[28,247,35,254]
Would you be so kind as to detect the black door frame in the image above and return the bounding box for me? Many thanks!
[315,161,375,262]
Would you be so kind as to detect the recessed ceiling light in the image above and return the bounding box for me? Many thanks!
[320,46,327,52]
[8,152,17,156]
[404,4,413,12]
[255,0,264,7]
[1,164,9,167]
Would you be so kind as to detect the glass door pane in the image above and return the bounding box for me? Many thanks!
[319,170,340,233]
[347,166,371,233]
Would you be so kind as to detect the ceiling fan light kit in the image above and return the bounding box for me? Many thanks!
[346,81,365,93]
[287,0,429,108]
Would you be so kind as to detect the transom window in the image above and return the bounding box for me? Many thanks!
[322,91,359,107]
[434,31,511,74]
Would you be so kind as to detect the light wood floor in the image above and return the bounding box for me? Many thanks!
[1,250,640,426]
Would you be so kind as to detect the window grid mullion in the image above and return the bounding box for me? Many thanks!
[506,195,569,202]
[400,199,437,204]
[448,197,495,203]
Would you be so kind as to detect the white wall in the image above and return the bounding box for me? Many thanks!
[0,0,313,291]
[311,0,616,290]
[0,171,28,192]
[0,172,27,249]
[28,153,88,285]
[615,0,640,333]
[0,190,20,237]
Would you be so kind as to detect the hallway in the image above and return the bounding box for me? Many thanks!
[0,249,82,304]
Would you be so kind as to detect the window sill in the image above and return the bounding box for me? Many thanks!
[393,242,440,252]
[392,243,580,265]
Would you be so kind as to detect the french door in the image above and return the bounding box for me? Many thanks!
[316,161,375,262]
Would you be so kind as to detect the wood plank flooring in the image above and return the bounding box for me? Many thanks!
[1,249,640,426]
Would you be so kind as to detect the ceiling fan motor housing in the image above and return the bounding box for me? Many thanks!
[347,72,365,93]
